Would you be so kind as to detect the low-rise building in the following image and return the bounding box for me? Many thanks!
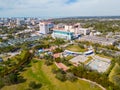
[55,62,69,71]
[69,55,88,65]
[77,28,90,35]
[52,30,74,40]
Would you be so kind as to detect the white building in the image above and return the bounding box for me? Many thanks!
[63,25,90,35]
[77,28,90,35]
[16,19,20,26]
[65,25,73,31]
[39,21,54,34]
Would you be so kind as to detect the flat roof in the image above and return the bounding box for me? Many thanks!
[55,62,69,71]
[70,55,88,64]
[80,36,117,44]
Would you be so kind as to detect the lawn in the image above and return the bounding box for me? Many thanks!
[109,63,120,85]
[97,54,112,60]
[84,56,93,64]
[66,45,86,52]
[2,59,102,90]
[65,55,74,60]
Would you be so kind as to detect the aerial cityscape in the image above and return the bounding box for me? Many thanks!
[0,0,120,90]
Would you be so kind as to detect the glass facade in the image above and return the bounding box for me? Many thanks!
[52,30,74,40]
[54,30,73,35]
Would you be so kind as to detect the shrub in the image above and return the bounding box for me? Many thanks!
[66,73,77,82]
[29,81,42,89]
[55,72,66,82]
[0,78,4,89]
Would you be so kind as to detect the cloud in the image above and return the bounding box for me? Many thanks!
[0,0,120,17]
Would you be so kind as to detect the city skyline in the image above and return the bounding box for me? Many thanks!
[0,0,120,17]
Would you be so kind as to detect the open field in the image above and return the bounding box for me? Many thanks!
[66,45,86,52]
[2,59,102,90]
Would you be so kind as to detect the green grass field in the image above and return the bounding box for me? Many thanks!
[2,59,102,90]
[66,45,86,52]
[109,63,120,85]
[97,54,112,60]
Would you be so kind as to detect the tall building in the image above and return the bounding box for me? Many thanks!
[39,21,54,34]
[16,19,20,26]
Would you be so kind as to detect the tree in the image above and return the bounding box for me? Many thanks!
[44,54,53,60]
[54,38,65,47]
[66,73,77,82]
[0,77,4,88]
[45,60,53,66]
[109,63,120,88]
[29,81,42,89]
[55,57,61,63]
[8,73,18,84]
[115,56,120,65]
[53,48,63,53]
[51,67,58,74]
[56,72,66,81]
[113,75,120,87]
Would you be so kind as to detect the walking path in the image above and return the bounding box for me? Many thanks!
[78,78,106,90]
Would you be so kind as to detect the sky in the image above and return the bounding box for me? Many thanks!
[0,0,120,17]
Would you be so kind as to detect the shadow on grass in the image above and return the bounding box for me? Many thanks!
[17,76,27,84]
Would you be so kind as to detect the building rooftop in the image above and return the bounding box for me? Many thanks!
[55,62,69,71]
[80,36,117,45]
[69,55,88,64]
